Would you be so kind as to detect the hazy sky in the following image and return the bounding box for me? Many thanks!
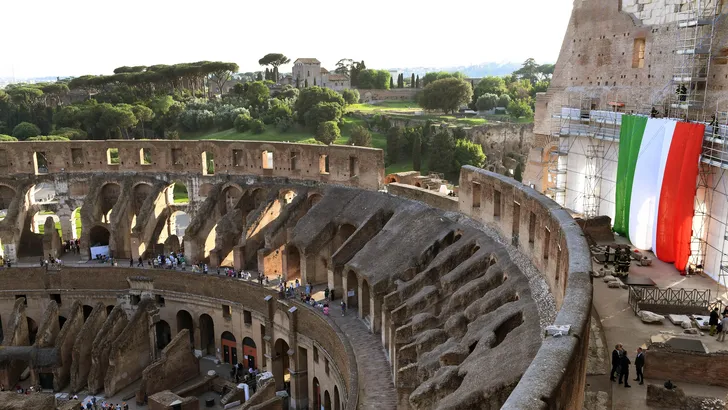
[2,0,573,79]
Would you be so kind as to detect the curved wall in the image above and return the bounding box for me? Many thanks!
[0,267,356,410]
[458,166,593,409]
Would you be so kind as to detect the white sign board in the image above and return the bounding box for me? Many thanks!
[347,290,355,297]
[90,245,110,259]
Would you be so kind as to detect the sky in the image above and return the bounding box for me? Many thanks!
[1,0,573,79]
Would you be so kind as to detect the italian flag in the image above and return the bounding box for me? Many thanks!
[613,115,705,270]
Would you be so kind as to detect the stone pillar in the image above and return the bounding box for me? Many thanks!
[60,215,74,242]
[233,246,245,271]
[209,250,220,268]
[381,309,389,349]
[357,279,364,319]
[371,295,381,334]
[130,234,142,260]
[262,295,275,374]
[286,306,307,410]
[301,254,316,286]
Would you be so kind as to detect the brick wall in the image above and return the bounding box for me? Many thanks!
[386,183,459,212]
[0,140,385,191]
[105,299,154,396]
[646,344,728,388]
[140,329,199,399]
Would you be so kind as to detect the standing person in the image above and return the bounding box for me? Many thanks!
[610,344,622,382]
[718,314,728,342]
[137,256,143,267]
[634,347,645,385]
[330,289,335,301]
[129,258,134,267]
[340,301,346,316]
[710,307,720,336]
[324,287,330,301]
[619,350,632,387]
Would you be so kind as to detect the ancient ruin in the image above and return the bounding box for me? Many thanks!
[0,140,592,409]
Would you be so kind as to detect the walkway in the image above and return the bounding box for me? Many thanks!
[329,311,397,410]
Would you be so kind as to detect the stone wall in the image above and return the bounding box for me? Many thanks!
[386,183,459,212]
[358,88,418,102]
[105,298,154,396]
[0,392,56,410]
[0,140,385,191]
[623,0,724,26]
[139,329,199,400]
[148,391,198,410]
[1,298,30,387]
[88,305,128,394]
[53,301,83,391]
[646,344,728,388]
[458,166,593,410]
[70,302,108,392]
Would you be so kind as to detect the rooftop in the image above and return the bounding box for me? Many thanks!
[294,58,320,65]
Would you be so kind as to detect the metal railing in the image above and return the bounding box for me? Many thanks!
[628,286,711,315]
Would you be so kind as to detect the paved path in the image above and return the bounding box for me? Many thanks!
[329,311,398,410]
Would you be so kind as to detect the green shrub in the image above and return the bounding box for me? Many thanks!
[51,127,87,140]
[316,121,340,145]
[234,113,253,132]
[0,134,18,142]
[12,122,41,140]
[348,125,371,147]
[26,135,70,141]
[250,119,265,134]
[341,89,360,105]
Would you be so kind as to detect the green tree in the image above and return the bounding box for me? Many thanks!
[357,70,390,89]
[411,73,415,88]
[415,75,420,88]
[476,93,499,111]
[258,53,290,82]
[27,135,69,141]
[428,131,456,175]
[256,72,263,81]
[508,79,533,101]
[389,76,395,89]
[341,89,360,105]
[514,163,523,182]
[497,94,512,108]
[508,99,534,119]
[304,102,343,129]
[294,87,346,124]
[12,122,41,140]
[245,81,271,108]
[53,105,82,128]
[419,78,473,114]
[316,121,340,144]
[350,61,366,87]
[250,119,265,134]
[474,76,508,98]
[412,130,422,171]
[386,126,402,164]
[234,113,253,132]
[348,125,372,147]
[264,68,270,81]
[99,104,138,138]
[131,104,154,138]
[205,62,239,97]
[422,71,464,87]
[454,139,486,169]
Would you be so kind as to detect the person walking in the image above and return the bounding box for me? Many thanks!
[129,258,134,267]
[610,344,622,382]
[710,307,720,336]
[619,350,632,387]
[718,314,728,342]
[341,301,346,316]
[634,347,644,385]
[324,287,330,301]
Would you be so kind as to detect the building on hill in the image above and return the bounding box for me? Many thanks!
[292,58,350,90]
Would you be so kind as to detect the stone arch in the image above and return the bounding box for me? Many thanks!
[176,310,194,346]
[361,278,371,324]
[286,245,302,282]
[324,390,332,410]
[99,183,121,222]
[251,188,267,208]
[58,316,67,330]
[105,306,114,315]
[199,314,215,356]
[313,377,321,409]
[334,385,340,410]
[27,317,38,345]
[242,337,257,370]
[415,182,422,187]
[220,184,243,215]
[89,225,110,247]
[346,270,358,308]
[307,193,323,208]
[32,182,56,203]
[71,207,82,240]
[280,190,297,205]
[131,182,153,216]
[221,331,237,365]
[0,185,16,211]
[155,320,172,350]
[170,181,189,204]
[31,211,62,240]
[273,338,290,392]
[82,305,93,321]
[198,183,214,198]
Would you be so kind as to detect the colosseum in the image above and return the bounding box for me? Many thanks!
[0,140,592,410]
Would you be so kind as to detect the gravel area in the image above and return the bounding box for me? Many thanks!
[445,211,557,331]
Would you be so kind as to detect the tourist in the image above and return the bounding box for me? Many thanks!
[710,307,720,336]
[610,344,622,382]
[129,258,134,267]
[123,403,129,410]
[330,289,335,301]
[718,314,728,342]
[618,350,632,387]
[295,279,300,288]
[305,283,311,296]
[137,257,143,267]
[323,304,329,316]
[633,347,644,385]
[324,287,330,300]
[341,301,346,316]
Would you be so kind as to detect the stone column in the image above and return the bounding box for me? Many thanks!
[233,246,245,271]
[262,295,275,374]
[371,294,381,334]
[301,254,316,286]
[286,306,307,410]
[357,279,364,319]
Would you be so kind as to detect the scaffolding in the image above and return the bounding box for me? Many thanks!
[672,0,720,272]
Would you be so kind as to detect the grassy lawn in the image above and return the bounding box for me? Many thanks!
[183,118,386,151]
[173,183,189,203]
[349,100,421,113]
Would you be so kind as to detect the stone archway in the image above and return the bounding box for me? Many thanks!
[27,317,38,345]
[313,377,321,409]
[89,226,110,247]
[242,337,257,370]
[155,320,172,350]
[199,314,215,356]
[334,385,341,410]
[361,278,371,325]
[324,390,332,410]
[176,310,194,346]
[346,270,358,309]
[273,338,290,392]
[286,245,301,282]
[221,331,237,365]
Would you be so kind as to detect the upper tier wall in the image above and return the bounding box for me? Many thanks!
[0,140,385,191]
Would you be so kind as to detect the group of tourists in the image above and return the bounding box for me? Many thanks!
[64,239,81,254]
[610,344,645,387]
[39,254,63,267]
[80,396,129,410]
[708,307,728,340]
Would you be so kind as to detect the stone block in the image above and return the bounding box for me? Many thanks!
[646,384,686,409]
[603,275,616,283]
[607,281,622,288]
[638,311,665,323]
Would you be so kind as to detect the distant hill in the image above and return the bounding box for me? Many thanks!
[386,62,523,78]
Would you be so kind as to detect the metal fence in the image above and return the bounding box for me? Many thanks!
[628,286,711,315]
